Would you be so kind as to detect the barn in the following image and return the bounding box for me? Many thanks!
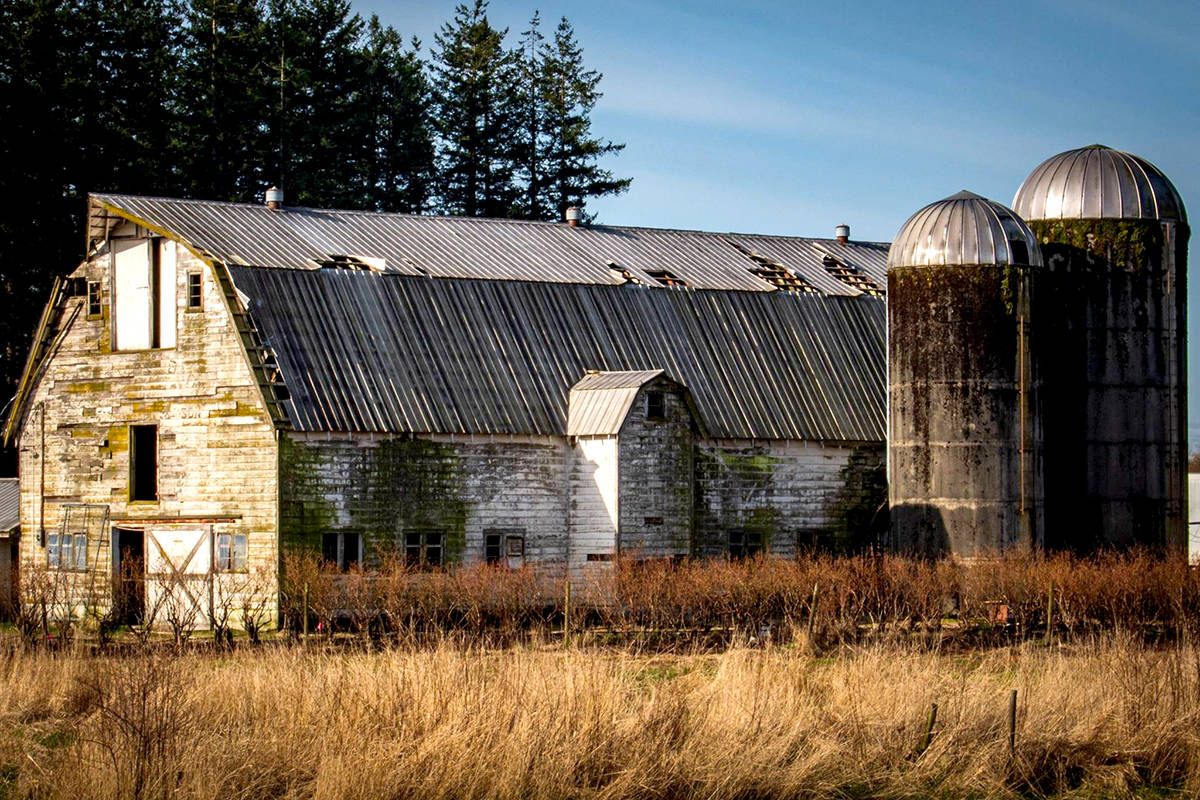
[2,193,887,625]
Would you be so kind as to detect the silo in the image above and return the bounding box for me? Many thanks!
[1013,145,1189,554]
[888,191,1044,557]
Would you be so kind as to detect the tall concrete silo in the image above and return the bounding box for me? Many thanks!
[888,191,1044,557]
[1013,145,1189,554]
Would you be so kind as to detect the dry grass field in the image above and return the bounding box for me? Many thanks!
[0,635,1197,800]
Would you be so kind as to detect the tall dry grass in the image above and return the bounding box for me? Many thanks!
[1,637,1199,798]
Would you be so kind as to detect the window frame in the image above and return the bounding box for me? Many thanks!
[728,529,763,560]
[484,529,525,566]
[405,530,444,569]
[186,271,203,311]
[215,533,248,573]
[645,389,666,421]
[47,532,88,572]
[86,280,102,318]
[321,532,361,572]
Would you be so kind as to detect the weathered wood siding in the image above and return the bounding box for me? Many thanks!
[280,433,569,571]
[695,440,886,556]
[16,227,278,621]
[616,380,695,559]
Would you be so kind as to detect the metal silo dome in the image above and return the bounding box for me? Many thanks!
[887,190,1043,270]
[1012,144,1186,223]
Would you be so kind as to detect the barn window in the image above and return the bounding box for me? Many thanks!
[47,532,87,571]
[405,531,443,568]
[215,534,248,572]
[728,530,763,560]
[321,532,360,571]
[645,390,665,421]
[129,425,158,502]
[485,529,525,566]
[86,281,102,318]
[112,238,176,350]
[186,271,202,310]
[485,533,502,564]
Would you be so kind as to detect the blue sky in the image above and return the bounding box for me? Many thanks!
[360,0,1200,443]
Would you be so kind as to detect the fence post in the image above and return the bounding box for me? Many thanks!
[1045,583,1054,644]
[917,702,938,756]
[302,582,309,641]
[1008,689,1018,756]
[807,583,820,640]
[564,579,572,648]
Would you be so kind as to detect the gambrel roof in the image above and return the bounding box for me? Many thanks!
[26,194,887,443]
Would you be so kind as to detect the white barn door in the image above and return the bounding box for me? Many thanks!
[145,528,211,631]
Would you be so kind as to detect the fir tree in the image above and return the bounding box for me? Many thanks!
[512,11,550,220]
[176,0,271,202]
[537,16,629,222]
[357,17,436,213]
[430,0,519,217]
[267,0,365,207]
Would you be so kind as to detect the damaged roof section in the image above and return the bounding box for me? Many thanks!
[90,194,889,296]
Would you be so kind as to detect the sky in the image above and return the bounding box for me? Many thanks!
[360,0,1200,443]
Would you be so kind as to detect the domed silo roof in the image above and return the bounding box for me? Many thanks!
[887,190,1042,269]
[1012,145,1186,223]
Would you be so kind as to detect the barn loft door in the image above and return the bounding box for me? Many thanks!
[145,528,212,631]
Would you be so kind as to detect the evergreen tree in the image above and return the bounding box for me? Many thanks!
[176,0,271,202]
[89,0,184,196]
[536,16,629,222]
[512,11,549,220]
[0,0,81,467]
[430,0,519,217]
[357,17,435,213]
[267,0,365,207]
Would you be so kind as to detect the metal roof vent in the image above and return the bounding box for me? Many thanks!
[265,187,284,210]
[835,224,850,243]
[1013,145,1186,223]
[565,206,582,227]
[888,190,1043,269]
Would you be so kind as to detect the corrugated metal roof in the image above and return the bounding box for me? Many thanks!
[90,194,889,296]
[888,191,1043,269]
[228,268,886,441]
[568,370,665,436]
[0,478,17,534]
[1013,145,1187,223]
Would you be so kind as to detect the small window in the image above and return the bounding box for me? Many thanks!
[405,531,443,568]
[216,533,248,572]
[47,533,87,571]
[486,528,525,566]
[130,425,158,502]
[645,390,665,421]
[186,272,202,310]
[728,530,763,560]
[321,532,360,571]
[87,281,102,317]
[485,533,502,564]
[505,535,524,559]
